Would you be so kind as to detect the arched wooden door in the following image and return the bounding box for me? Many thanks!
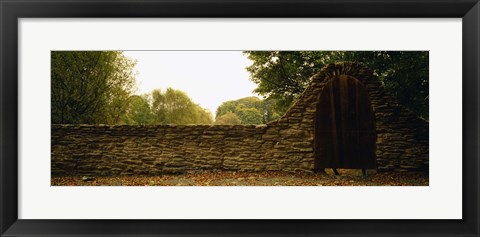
[314,75,377,170]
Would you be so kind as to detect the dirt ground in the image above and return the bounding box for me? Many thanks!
[51,169,429,186]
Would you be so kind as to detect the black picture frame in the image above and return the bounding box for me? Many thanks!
[1,0,479,236]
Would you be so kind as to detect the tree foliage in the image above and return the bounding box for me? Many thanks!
[51,51,136,124]
[244,51,429,119]
[124,95,154,125]
[52,51,212,125]
[113,88,213,125]
[214,112,242,125]
[215,96,281,125]
[150,88,213,125]
[236,107,263,124]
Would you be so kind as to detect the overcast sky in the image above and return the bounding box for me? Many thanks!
[122,51,258,115]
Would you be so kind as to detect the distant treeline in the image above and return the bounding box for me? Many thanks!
[51,51,273,125]
[127,88,213,125]
[52,51,428,125]
[215,97,280,125]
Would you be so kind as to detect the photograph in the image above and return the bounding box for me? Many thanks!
[2,0,478,235]
[50,50,429,186]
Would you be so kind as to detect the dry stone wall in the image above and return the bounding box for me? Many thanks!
[51,62,429,176]
[52,123,314,176]
[267,62,429,172]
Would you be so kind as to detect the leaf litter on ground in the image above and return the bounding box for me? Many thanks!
[52,170,428,186]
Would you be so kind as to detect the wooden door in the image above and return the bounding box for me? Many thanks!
[314,75,377,170]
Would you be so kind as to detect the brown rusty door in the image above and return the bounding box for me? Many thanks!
[314,75,377,170]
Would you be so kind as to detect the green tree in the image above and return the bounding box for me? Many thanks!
[124,95,154,125]
[196,107,215,124]
[216,96,266,118]
[215,100,238,119]
[236,107,263,124]
[51,51,136,124]
[214,111,242,125]
[244,51,429,119]
[150,88,213,125]
[215,96,280,124]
